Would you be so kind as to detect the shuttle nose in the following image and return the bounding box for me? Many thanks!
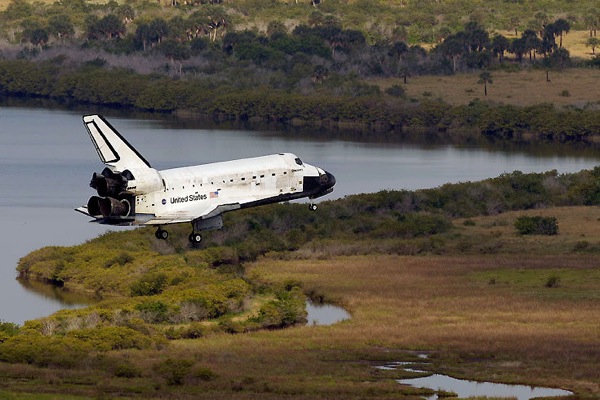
[315,170,336,197]
[304,168,336,199]
[322,170,336,190]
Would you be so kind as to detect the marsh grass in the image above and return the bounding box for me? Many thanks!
[246,253,599,393]
[3,206,600,398]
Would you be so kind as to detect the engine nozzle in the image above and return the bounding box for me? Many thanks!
[87,196,131,218]
[90,172,126,197]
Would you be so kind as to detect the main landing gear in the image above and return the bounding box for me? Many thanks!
[188,232,202,244]
[309,203,318,211]
[154,227,202,244]
[155,227,169,240]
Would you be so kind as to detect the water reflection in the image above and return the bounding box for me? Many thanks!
[399,373,573,400]
[305,301,351,326]
[17,279,98,307]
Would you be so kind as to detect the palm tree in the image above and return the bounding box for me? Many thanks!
[522,29,540,61]
[478,71,493,96]
[440,34,465,72]
[491,34,509,63]
[584,10,599,37]
[509,37,527,62]
[508,15,520,36]
[553,18,570,48]
[586,37,600,54]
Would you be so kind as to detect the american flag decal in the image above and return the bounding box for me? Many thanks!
[210,191,219,198]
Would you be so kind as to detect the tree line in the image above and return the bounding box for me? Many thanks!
[1,58,600,141]
[2,0,599,82]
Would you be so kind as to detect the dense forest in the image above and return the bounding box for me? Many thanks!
[2,0,599,81]
[1,0,600,138]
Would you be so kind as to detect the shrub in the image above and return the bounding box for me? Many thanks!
[0,321,20,343]
[514,216,558,235]
[0,333,89,367]
[385,84,405,97]
[153,358,194,385]
[104,251,135,268]
[67,326,153,350]
[135,301,169,323]
[252,289,307,329]
[373,213,452,238]
[545,276,561,288]
[130,272,168,296]
[113,361,143,378]
[181,322,206,339]
[194,366,218,381]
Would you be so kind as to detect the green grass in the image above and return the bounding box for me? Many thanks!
[471,268,600,301]
[0,391,89,399]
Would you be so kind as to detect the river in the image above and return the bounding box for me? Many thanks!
[1,105,599,324]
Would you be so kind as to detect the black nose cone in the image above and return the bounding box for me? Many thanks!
[323,171,336,189]
[305,170,336,199]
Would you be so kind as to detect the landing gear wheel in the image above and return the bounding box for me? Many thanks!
[309,203,318,211]
[189,232,202,244]
[155,228,168,240]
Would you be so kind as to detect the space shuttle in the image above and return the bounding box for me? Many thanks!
[75,115,335,243]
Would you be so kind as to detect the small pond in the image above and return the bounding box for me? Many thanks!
[378,355,573,400]
[305,301,351,326]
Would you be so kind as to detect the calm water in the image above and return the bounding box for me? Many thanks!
[378,358,572,399]
[305,301,351,326]
[1,106,600,324]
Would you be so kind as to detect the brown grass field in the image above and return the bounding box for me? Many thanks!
[231,207,600,398]
[375,67,600,108]
[375,31,600,108]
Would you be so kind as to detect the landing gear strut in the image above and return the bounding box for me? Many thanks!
[189,232,202,244]
[155,227,168,240]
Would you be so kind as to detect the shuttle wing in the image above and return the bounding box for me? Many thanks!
[143,202,243,225]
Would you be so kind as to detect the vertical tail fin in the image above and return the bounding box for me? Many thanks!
[83,115,152,171]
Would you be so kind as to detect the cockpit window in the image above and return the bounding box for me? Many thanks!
[295,157,303,166]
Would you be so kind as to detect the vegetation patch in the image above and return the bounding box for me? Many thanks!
[471,267,600,301]
[514,215,559,235]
